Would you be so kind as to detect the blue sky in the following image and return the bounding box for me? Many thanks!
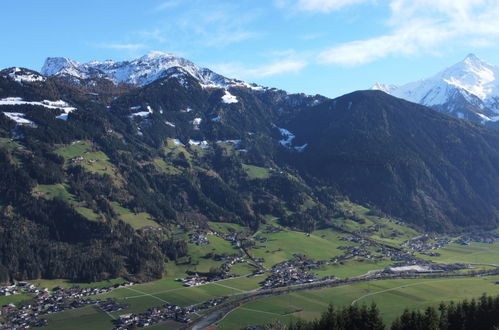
[2,0,499,97]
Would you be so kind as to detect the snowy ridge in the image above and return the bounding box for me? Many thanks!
[373,54,499,122]
[371,83,398,94]
[3,68,46,84]
[41,51,266,91]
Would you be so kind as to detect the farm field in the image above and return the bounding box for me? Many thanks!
[43,305,113,330]
[417,242,499,265]
[249,229,352,269]
[217,275,499,329]
[31,278,126,290]
[330,201,420,246]
[242,164,271,179]
[110,202,160,229]
[32,183,101,221]
[55,140,118,178]
[8,219,498,330]
[38,273,264,330]
[0,293,33,307]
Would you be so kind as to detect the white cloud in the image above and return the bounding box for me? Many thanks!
[154,0,181,11]
[276,0,370,12]
[96,43,146,51]
[212,59,308,79]
[297,0,370,12]
[317,0,499,65]
[148,1,261,48]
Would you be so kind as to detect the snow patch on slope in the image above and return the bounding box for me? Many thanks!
[221,90,238,104]
[278,128,295,147]
[188,139,209,149]
[2,112,36,127]
[0,97,76,120]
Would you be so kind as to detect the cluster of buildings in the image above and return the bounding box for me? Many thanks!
[403,235,451,253]
[177,255,244,287]
[176,275,211,287]
[70,156,84,164]
[261,254,332,289]
[113,296,228,329]
[333,245,375,262]
[189,232,210,245]
[0,281,133,329]
[263,225,283,234]
[460,232,499,244]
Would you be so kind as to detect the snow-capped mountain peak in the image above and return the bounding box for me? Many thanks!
[373,54,499,123]
[371,83,398,94]
[40,51,255,89]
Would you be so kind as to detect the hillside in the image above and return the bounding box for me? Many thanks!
[284,90,499,230]
[0,53,499,283]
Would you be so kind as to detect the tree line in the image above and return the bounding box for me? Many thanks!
[287,293,499,330]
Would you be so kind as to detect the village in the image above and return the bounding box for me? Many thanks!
[0,281,133,329]
[1,224,498,329]
[176,254,246,287]
[261,254,334,289]
[113,296,228,329]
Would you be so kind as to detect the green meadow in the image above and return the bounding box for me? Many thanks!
[217,276,499,329]
[55,140,118,178]
[242,164,271,179]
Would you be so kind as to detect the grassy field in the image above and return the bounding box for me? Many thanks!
[31,278,126,290]
[32,184,101,221]
[7,207,496,330]
[55,141,117,178]
[163,138,192,162]
[249,229,351,268]
[110,202,160,229]
[153,158,181,175]
[417,242,499,265]
[32,184,76,202]
[37,266,263,330]
[331,201,419,246]
[217,275,499,329]
[185,234,242,273]
[43,305,113,330]
[0,293,33,307]
[208,221,246,234]
[242,164,271,179]
[0,137,22,153]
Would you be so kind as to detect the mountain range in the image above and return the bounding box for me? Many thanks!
[1,51,499,282]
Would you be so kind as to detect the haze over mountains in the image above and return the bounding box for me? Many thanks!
[373,54,499,125]
[1,51,499,281]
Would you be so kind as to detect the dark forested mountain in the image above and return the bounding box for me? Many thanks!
[285,91,499,231]
[0,52,498,282]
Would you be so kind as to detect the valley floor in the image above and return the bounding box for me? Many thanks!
[2,210,499,330]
